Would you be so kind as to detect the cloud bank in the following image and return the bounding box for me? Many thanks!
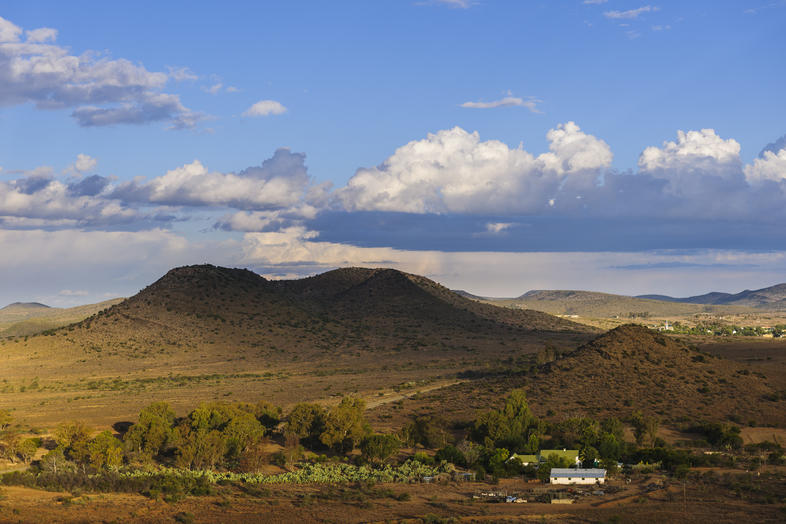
[0,16,202,128]
[2,122,786,303]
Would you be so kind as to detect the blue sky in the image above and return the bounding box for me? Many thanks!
[1,1,785,305]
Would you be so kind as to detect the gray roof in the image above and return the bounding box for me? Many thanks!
[550,468,606,478]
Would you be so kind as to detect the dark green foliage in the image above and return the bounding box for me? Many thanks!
[472,389,543,452]
[285,403,327,448]
[536,453,573,482]
[360,434,401,463]
[0,469,213,499]
[690,422,743,450]
[175,402,266,469]
[630,411,659,448]
[124,402,177,461]
[403,414,451,449]
[320,396,369,453]
[434,445,465,467]
[87,431,123,469]
[254,401,282,431]
[413,451,435,465]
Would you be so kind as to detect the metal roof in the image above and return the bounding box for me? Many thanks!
[550,468,606,478]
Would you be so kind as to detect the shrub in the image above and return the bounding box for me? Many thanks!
[361,434,401,464]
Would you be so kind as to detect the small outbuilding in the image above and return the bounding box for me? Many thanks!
[549,468,606,485]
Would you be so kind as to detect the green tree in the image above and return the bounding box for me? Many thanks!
[645,416,660,448]
[223,410,266,460]
[39,446,71,474]
[285,403,326,446]
[175,429,226,470]
[124,402,177,460]
[580,445,599,468]
[320,396,369,453]
[537,453,573,482]
[55,420,92,450]
[598,432,623,461]
[631,411,646,446]
[601,417,625,442]
[488,448,510,475]
[360,434,401,463]
[254,401,282,431]
[0,410,11,432]
[55,421,93,470]
[88,431,123,470]
[403,414,450,449]
[175,402,266,468]
[16,438,38,464]
[473,389,543,451]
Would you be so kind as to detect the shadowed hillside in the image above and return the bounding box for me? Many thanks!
[66,265,588,360]
[530,324,786,424]
[277,268,575,332]
[371,324,786,428]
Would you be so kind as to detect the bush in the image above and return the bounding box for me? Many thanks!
[435,445,465,467]
[361,434,401,464]
[413,451,435,466]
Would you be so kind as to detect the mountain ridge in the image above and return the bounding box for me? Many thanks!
[637,283,786,309]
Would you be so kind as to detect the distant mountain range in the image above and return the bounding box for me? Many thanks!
[637,283,786,309]
[454,282,786,317]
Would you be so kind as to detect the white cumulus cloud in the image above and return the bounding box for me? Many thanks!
[745,148,786,183]
[243,100,287,117]
[338,122,611,214]
[636,128,745,202]
[72,153,98,174]
[113,148,315,210]
[638,129,741,175]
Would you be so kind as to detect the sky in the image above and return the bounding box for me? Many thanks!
[1,0,786,306]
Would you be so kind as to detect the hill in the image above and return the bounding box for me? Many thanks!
[68,265,588,360]
[638,283,786,309]
[0,265,596,426]
[0,298,123,337]
[482,289,750,318]
[528,325,786,424]
[0,302,50,311]
[529,324,785,425]
[370,324,786,428]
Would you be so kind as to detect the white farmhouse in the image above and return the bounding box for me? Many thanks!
[549,468,606,485]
